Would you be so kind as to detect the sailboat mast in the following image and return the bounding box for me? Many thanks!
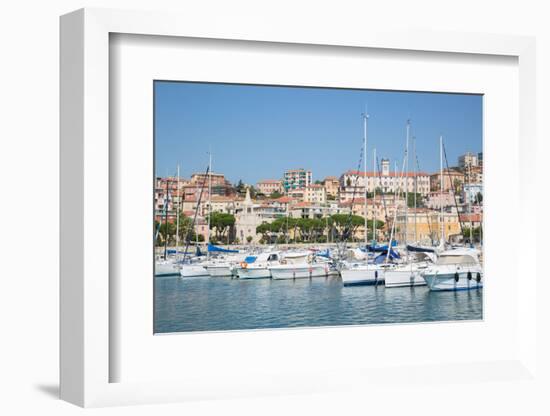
[175,164,180,259]
[413,137,417,243]
[468,161,473,244]
[439,136,445,246]
[207,150,212,260]
[405,120,410,248]
[163,177,170,260]
[363,109,368,247]
[373,147,376,245]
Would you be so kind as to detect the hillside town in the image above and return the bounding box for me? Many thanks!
[155,151,483,247]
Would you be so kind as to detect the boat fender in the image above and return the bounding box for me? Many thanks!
[240,261,248,269]
[375,270,378,279]
[467,271,472,280]
[476,272,481,283]
[454,272,459,282]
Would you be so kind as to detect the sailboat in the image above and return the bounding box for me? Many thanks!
[179,155,212,278]
[339,110,388,286]
[155,175,180,276]
[341,118,419,286]
[385,132,434,287]
[420,136,483,291]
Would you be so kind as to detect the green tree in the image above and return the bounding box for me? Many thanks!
[176,213,199,243]
[270,190,283,199]
[329,214,365,242]
[208,212,236,242]
[406,192,424,208]
[462,226,482,243]
[256,222,274,243]
[453,178,462,192]
[157,221,177,246]
[268,216,297,243]
[246,236,253,244]
[235,179,245,194]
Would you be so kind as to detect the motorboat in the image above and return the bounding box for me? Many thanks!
[384,251,436,288]
[421,248,483,291]
[269,251,329,280]
[236,251,281,279]
[179,261,209,278]
[340,261,394,286]
[155,257,180,276]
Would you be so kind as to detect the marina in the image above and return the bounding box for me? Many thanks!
[153,82,484,333]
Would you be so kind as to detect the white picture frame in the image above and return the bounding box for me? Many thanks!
[60,7,538,408]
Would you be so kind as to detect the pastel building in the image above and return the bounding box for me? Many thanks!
[322,176,340,199]
[463,183,483,204]
[395,209,462,244]
[283,168,312,192]
[425,191,457,210]
[430,169,465,192]
[256,179,283,195]
[154,176,189,222]
[304,184,326,204]
[339,168,431,202]
[182,172,234,201]
[458,152,479,168]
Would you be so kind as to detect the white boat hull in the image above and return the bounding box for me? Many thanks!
[270,264,328,280]
[384,264,429,288]
[179,264,209,278]
[340,267,384,286]
[237,267,271,279]
[206,265,233,277]
[155,261,180,276]
[422,267,483,291]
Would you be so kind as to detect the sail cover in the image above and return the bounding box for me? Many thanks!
[316,249,331,258]
[373,248,401,263]
[207,243,239,253]
[364,240,398,252]
[406,244,435,253]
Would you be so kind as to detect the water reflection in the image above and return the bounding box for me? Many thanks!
[154,276,483,333]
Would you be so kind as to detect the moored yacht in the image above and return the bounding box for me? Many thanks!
[155,258,180,276]
[340,261,393,286]
[269,251,329,280]
[384,250,436,288]
[236,251,281,279]
[205,244,244,277]
[421,248,483,291]
[179,261,209,278]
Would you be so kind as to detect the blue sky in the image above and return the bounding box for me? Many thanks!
[154,81,482,183]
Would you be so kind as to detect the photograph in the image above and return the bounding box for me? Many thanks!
[153,81,483,334]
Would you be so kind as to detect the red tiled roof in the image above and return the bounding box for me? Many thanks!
[459,213,482,222]
[210,196,234,202]
[257,179,282,184]
[273,196,293,203]
[344,170,429,178]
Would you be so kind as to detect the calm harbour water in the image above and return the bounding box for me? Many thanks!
[154,275,483,333]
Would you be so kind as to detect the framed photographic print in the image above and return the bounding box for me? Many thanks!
[152,81,484,335]
[60,8,538,408]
